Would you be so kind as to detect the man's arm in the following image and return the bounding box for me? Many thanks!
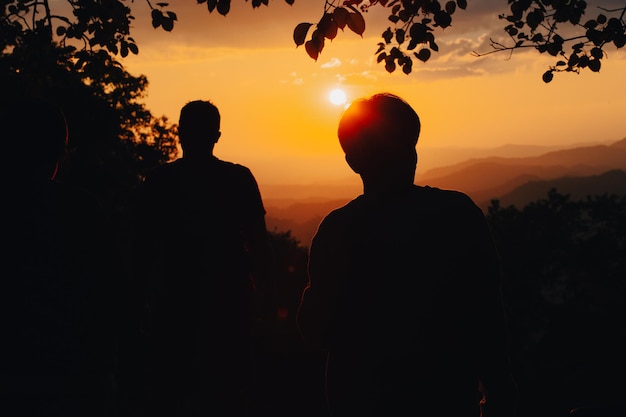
[246,214,275,311]
[296,214,344,351]
[238,167,276,317]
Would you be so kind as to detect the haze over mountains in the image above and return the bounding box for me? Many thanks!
[263,138,626,247]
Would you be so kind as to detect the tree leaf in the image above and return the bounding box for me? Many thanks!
[347,12,366,36]
[542,70,553,83]
[318,13,338,40]
[293,22,312,47]
[415,48,431,62]
[396,28,405,44]
[385,56,396,73]
[445,1,456,15]
[526,9,544,30]
[583,19,598,29]
[434,10,452,28]
[305,39,320,61]
[207,0,217,12]
[162,17,174,31]
[590,47,603,59]
[333,7,349,29]
[588,58,601,72]
[382,27,393,43]
[151,9,162,29]
[217,0,230,16]
[402,59,413,74]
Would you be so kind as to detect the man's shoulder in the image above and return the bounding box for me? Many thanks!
[144,159,181,177]
[316,196,366,233]
[413,185,478,209]
[213,158,253,175]
[325,195,365,216]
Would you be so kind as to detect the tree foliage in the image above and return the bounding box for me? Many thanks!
[1,2,178,229]
[472,0,626,83]
[293,0,626,82]
[3,0,624,83]
[487,189,626,415]
[294,0,463,75]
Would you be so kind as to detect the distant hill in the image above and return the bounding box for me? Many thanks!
[264,137,626,245]
[265,198,350,247]
[418,137,626,205]
[414,140,611,173]
[481,169,626,211]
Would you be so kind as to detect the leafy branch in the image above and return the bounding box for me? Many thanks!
[292,0,465,75]
[2,0,624,82]
[471,1,626,83]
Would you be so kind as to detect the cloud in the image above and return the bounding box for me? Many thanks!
[321,57,342,68]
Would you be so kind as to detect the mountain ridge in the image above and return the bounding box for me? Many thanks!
[264,137,626,246]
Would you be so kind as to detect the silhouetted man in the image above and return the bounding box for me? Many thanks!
[132,99,273,416]
[0,97,125,417]
[297,93,517,417]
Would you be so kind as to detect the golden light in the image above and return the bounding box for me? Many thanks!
[329,88,347,106]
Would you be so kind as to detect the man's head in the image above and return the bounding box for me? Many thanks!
[2,97,68,180]
[337,93,420,179]
[178,100,222,157]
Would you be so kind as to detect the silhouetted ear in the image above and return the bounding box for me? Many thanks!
[345,153,361,174]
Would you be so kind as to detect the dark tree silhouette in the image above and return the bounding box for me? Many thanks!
[254,230,330,417]
[0,30,177,238]
[487,189,626,417]
[2,0,624,82]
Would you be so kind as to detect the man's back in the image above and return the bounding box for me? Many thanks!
[133,156,268,416]
[297,92,516,417]
[139,158,263,272]
[300,185,510,416]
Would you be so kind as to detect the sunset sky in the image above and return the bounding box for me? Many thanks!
[118,0,626,189]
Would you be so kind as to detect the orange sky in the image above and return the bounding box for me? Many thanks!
[119,1,626,187]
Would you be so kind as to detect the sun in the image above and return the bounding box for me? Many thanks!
[328,88,347,106]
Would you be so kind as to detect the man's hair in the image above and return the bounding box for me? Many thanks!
[337,93,420,156]
[336,93,421,176]
[178,100,221,147]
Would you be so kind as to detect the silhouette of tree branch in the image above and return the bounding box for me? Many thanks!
[2,0,624,83]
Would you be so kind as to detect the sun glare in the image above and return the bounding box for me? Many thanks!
[329,88,347,106]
